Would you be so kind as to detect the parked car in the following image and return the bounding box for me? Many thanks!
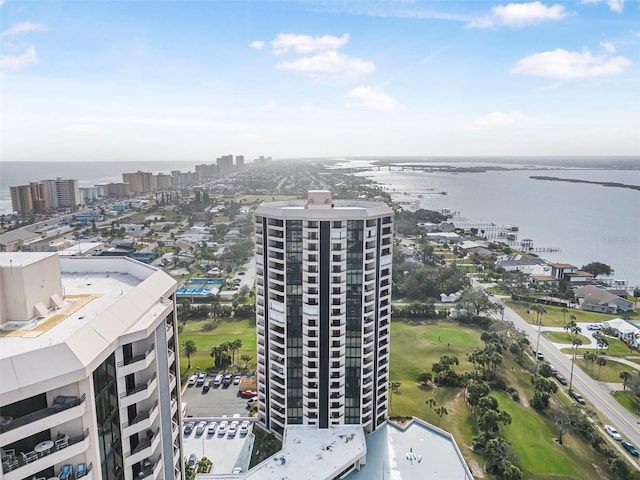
[195,421,207,436]
[188,454,197,465]
[549,365,557,376]
[247,397,259,406]
[241,389,258,398]
[571,391,585,405]
[228,421,239,436]
[605,424,622,441]
[196,372,207,387]
[535,351,544,361]
[187,375,197,387]
[183,421,196,435]
[587,324,602,331]
[621,440,639,456]
[232,467,243,474]
[240,420,250,434]
[202,381,210,394]
[207,421,218,434]
[555,374,568,385]
[218,421,228,435]
[234,376,242,385]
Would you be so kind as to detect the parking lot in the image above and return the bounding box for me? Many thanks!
[182,373,258,418]
[181,373,258,474]
[182,418,254,474]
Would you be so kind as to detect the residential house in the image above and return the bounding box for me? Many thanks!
[575,285,635,313]
[495,253,542,272]
[603,318,640,350]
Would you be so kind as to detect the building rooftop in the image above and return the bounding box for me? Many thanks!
[0,254,176,405]
[347,419,474,480]
[244,425,366,480]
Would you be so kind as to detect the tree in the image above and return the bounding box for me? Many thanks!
[230,339,243,365]
[181,339,197,369]
[417,372,433,386]
[619,371,632,390]
[581,261,613,277]
[458,288,496,317]
[435,405,448,427]
[552,405,572,445]
[595,355,607,378]
[240,354,253,369]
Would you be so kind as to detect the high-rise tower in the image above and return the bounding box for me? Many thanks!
[254,191,394,437]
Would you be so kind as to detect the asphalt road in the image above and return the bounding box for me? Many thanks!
[493,296,640,458]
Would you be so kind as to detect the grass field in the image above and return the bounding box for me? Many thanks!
[507,300,624,327]
[543,330,590,345]
[178,317,256,377]
[613,391,640,417]
[575,357,635,382]
[560,336,639,356]
[176,316,636,479]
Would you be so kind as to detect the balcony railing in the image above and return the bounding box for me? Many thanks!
[2,429,89,474]
[120,373,157,399]
[0,394,86,434]
[117,345,155,368]
[123,402,158,429]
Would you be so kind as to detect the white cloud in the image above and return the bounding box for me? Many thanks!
[0,46,37,72]
[510,48,631,78]
[470,2,566,28]
[249,40,264,49]
[271,33,350,55]
[468,111,526,129]
[580,0,625,13]
[600,41,616,53]
[2,21,47,37]
[277,50,375,80]
[347,85,401,112]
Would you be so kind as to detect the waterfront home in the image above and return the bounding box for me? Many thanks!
[548,262,577,280]
[495,253,542,272]
[530,275,560,287]
[575,285,634,313]
[564,270,595,285]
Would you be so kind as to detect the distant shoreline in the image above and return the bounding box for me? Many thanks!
[529,176,640,191]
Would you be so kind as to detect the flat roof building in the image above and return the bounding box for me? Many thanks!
[254,191,394,437]
[0,253,184,480]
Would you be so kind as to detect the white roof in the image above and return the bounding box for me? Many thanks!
[245,425,366,480]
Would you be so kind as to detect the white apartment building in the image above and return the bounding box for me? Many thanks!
[0,253,184,480]
[254,191,394,437]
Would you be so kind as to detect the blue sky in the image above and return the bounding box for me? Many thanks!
[1,0,639,161]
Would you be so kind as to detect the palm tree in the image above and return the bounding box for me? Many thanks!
[240,354,253,369]
[230,339,243,365]
[596,355,607,379]
[181,339,197,369]
[620,371,632,390]
[561,308,568,323]
[568,337,583,392]
[435,405,448,427]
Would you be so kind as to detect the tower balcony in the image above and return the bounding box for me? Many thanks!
[119,373,157,408]
[117,345,156,377]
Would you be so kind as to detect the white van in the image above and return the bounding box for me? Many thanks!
[213,374,223,386]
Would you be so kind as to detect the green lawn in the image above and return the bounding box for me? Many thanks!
[612,390,640,417]
[178,318,256,376]
[576,358,635,383]
[507,300,621,327]
[543,331,590,345]
[389,320,481,387]
[494,391,579,478]
[560,336,639,357]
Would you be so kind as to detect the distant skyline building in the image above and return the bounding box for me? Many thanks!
[254,191,394,437]
[0,252,184,480]
[216,155,234,177]
[9,178,80,214]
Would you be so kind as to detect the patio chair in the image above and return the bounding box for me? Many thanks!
[55,434,69,451]
[75,463,87,478]
[24,451,38,463]
[58,464,73,480]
